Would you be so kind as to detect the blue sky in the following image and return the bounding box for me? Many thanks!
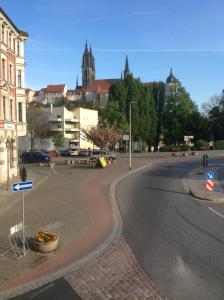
[1,0,224,108]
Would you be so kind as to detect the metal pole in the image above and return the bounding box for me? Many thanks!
[7,146,9,190]
[129,103,132,170]
[22,190,25,256]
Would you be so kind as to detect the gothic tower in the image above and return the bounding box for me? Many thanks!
[82,41,95,88]
[124,55,131,78]
[165,68,177,97]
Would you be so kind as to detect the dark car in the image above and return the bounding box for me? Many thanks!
[21,151,51,163]
[60,149,78,157]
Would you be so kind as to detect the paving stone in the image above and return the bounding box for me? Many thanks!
[65,236,168,300]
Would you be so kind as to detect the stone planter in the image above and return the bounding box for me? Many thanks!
[34,237,59,253]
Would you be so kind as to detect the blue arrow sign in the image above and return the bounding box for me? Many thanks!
[12,181,33,192]
[206,171,215,180]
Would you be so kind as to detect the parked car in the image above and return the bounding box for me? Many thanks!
[21,151,51,163]
[90,149,117,162]
[60,149,78,156]
[39,150,58,158]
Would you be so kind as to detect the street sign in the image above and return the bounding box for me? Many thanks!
[12,181,33,192]
[206,179,214,191]
[123,134,129,141]
[206,171,215,180]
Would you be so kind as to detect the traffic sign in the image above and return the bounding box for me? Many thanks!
[206,179,214,191]
[206,171,215,180]
[12,181,33,192]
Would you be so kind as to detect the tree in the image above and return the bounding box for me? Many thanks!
[52,133,64,149]
[81,126,120,154]
[162,80,197,145]
[26,106,52,150]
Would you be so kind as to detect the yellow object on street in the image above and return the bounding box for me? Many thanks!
[99,156,107,168]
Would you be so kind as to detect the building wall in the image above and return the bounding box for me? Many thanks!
[48,106,98,151]
[0,9,28,184]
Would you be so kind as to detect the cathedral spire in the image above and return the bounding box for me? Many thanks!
[76,76,78,88]
[124,55,130,78]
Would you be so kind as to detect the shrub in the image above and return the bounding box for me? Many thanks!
[159,145,171,152]
[195,139,208,150]
[214,140,224,150]
[180,144,189,151]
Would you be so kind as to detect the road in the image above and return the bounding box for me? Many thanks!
[116,156,224,300]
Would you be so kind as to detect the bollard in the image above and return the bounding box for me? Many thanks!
[202,154,208,167]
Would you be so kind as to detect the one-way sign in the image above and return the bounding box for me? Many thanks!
[12,181,33,192]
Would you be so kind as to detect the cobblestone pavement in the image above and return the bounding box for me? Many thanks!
[66,236,169,300]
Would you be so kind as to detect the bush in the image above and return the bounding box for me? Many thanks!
[180,144,189,151]
[214,140,224,150]
[195,139,208,150]
[159,145,171,152]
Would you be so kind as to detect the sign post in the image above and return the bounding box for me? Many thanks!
[12,166,32,257]
[206,170,215,192]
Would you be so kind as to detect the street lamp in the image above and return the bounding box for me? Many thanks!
[129,101,135,170]
[5,137,11,190]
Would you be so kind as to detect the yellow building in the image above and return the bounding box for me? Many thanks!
[49,106,98,150]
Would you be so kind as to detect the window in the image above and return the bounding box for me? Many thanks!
[10,99,13,121]
[9,32,11,48]
[2,96,6,119]
[18,102,22,122]
[17,70,22,88]
[2,59,6,80]
[9,64,13,83]
[1,24,5,43]
[17,41,20,56]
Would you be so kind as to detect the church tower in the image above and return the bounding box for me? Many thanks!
[124,55,131,78]
[165,68,177,97]
[82,41,95,88]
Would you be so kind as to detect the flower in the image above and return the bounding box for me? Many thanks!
[34,230,57,244]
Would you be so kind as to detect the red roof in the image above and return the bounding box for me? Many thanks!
[45,84,66,93]
[85,79,118,94]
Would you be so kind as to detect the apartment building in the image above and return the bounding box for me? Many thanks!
[49,106,98,150]
[0,8,28,184]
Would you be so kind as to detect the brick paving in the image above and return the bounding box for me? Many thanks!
[66,236,168,300]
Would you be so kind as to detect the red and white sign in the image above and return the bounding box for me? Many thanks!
[0,123,15,130]
[206,179,214,191]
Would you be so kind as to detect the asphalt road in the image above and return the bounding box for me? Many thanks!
[116,156,224,300]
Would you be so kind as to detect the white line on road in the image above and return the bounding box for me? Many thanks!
[208,207,224,219]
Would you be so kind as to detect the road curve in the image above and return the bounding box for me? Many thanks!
[116,157,224,300]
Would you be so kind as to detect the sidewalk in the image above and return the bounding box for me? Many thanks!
[185,165,224,202]
[0,156,169,300]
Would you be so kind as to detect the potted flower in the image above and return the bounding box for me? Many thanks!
[33,230,59,253]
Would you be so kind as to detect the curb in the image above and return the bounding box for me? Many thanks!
[0,164,152,300]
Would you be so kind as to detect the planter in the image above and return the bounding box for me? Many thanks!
[34,237,59,253]
[191,151,198,156]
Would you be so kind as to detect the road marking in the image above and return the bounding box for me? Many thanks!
[208,207,224,219]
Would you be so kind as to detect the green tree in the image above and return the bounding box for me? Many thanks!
[162,80,197,145]
[52,133,64,149]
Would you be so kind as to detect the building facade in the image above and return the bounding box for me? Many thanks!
[49,106,98,150]
[0,8,28,184]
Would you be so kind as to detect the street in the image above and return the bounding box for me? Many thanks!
[116,155,224,300]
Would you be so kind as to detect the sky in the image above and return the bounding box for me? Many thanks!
[1,0,224,108]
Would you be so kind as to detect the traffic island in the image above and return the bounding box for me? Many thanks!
[185,166,224,202]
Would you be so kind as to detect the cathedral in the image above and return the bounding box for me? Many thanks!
[78,41,177,104]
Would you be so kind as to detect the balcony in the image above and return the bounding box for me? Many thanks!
[51,127,62,132]
[49,117,62,122]
[65,118,79,123]
[65,128,79,132]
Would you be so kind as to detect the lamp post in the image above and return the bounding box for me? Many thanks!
[129,101,134,170]
[5,137,11,190]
